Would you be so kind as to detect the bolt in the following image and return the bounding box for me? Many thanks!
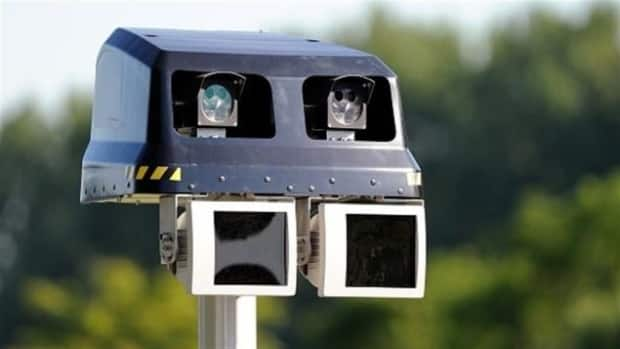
[397,187,405,194]
[264,176,272,183]
[308,185,315,192]
[188,184,196,190]
[218,176,226,182]
[329,177,336,184]
[286,185,294,192]
[370,178,377,186]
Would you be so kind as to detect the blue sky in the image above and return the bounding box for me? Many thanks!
[0,0,607,120]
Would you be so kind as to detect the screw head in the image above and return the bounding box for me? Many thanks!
[308,185,315,192]
[329,177,336,184]
[286,185,294,192]
[188,184,196,190]
[218,176,226,182]
[370,178,377,186]
[397,187,405,194]
[264,176,272,183]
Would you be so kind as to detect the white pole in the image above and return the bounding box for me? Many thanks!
[198,295,257,349]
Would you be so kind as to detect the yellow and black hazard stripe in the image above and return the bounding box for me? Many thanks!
[131,165,182,182]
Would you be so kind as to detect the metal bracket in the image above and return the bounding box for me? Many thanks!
[159,195,179,265]
[326,130,355,142]
[197,127,227,138]
[296,198,312,266]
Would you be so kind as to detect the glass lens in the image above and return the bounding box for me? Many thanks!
[201,84,233,122]
[346,214,416,288]
[330,88,362,125]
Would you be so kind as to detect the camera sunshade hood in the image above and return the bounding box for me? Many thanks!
[80,28,422,204]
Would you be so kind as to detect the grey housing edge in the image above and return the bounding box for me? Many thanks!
[80,28,423,203]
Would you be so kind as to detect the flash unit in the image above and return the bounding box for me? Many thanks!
[300,202,426,298]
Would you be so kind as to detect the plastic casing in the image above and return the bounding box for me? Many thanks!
[80,28,423,203]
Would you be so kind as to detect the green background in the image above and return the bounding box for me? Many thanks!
[0,3,619,348]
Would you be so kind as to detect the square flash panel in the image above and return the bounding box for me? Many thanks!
[176,200,297,296]
[214,211,288,285]
[316,203,426,298]
[346,214,416,288]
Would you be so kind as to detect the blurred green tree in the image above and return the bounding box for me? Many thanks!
[0,93,158,342]
[11,258,285,349]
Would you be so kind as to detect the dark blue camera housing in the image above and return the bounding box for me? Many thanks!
[80,28,422,203]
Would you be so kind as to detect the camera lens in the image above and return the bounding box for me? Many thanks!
[330,87,362,126]
[201,84,233,122]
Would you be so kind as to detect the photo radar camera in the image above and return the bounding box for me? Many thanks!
[81,28,425,305]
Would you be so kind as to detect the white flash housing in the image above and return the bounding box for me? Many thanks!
[161,198,297,296]
[301,202,426,298]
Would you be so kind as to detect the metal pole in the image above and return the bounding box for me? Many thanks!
[198,295,257,349]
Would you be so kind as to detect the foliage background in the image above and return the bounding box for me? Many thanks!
[0,3,619,348]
